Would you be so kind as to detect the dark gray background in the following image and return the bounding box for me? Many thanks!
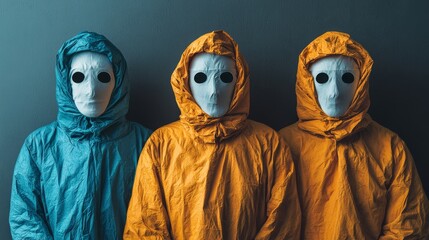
[1,1,428,238]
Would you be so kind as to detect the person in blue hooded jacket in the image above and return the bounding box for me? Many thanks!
[9,31,151,239]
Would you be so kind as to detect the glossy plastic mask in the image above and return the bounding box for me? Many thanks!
[310,55,360,118]
[189,53,237,117]
[70,51,115,118]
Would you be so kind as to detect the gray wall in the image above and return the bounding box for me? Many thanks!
[1,0,428,238]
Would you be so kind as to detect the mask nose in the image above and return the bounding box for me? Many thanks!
[85,75,97,98]
[327,77,340,99]
[208,77,219,101]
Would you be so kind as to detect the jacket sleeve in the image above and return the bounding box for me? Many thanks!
[255,136,301,240]
[379,138,429,239]
[9,141,53,239]
[123,136,172,240]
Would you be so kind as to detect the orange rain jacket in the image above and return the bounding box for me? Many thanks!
[279,31,429,239]
[124,30,301,239]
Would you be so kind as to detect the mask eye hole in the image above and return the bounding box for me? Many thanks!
[342,72,355,84]
[194,72,207,83]
[315,72,329,84]
[220,72,233,83]
[98,72,111,83]
[72,72,85,83]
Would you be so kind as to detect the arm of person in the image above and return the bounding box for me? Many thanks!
[255,137,301,240]
[379,138,429,239]
[123,137,172,240]
[9,141,53,239]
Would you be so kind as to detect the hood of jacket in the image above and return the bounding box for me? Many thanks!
[296,31,374,140]
[171,30,250,143]
[55,31,129,139]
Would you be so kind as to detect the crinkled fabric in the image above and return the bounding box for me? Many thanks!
[9,31,152,240]
[279,31,429,239]
[124,30,301,240]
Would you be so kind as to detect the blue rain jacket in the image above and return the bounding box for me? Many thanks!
[9,31,151,239]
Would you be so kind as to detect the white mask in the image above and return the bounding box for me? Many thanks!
[310,55,360,118]
[70,51,115,118]
[189,53,237,118]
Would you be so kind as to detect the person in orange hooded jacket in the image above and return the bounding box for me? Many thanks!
[279,31,429,239]
[123,30,301,239]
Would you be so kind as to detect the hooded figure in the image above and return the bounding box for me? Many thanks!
[124,30,301,239]
[9,31,151,239]
[279,31,429,239]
